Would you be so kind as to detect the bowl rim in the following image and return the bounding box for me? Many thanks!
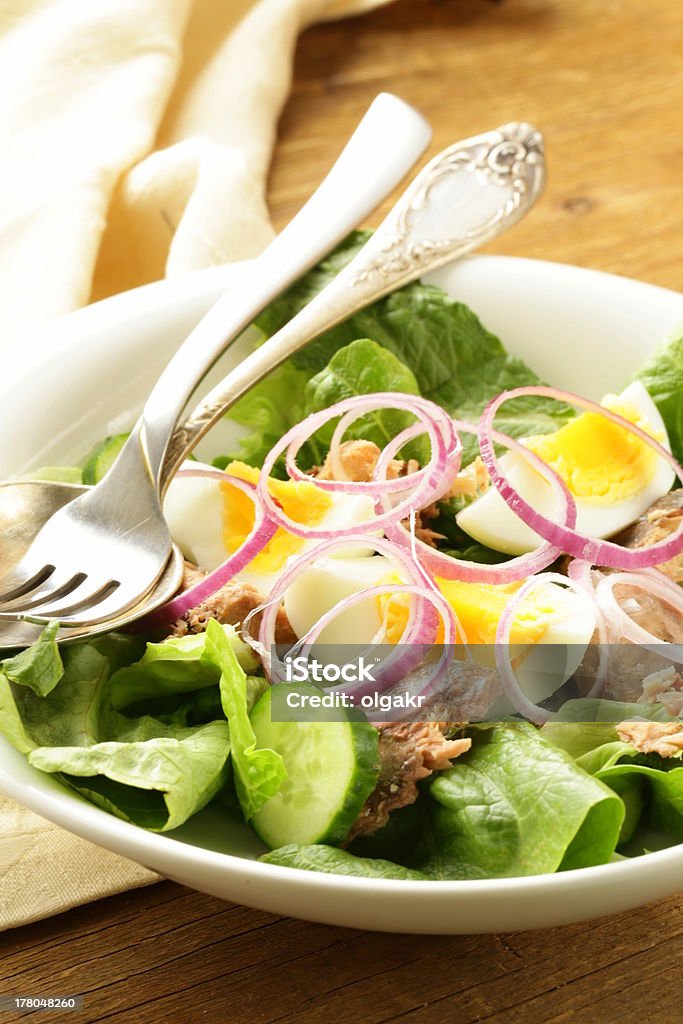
[2,252,683,902]
[2,744,683,897]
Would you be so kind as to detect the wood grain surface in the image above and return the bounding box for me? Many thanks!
[3,1,683,1021]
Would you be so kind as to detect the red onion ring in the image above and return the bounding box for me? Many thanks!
[292,582,456,700]
[258,394,460,537]
[255,533,437,654]
[245,532,460,695]
[141,468,277,630]
[284,395,459,497]
[494,572,601,724]
[479,386,683,569]
[382,419,577,583]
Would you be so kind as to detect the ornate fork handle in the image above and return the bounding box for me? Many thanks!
[161,123,545,492]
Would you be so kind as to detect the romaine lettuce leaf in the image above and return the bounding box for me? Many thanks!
[303,338,429,464]
[0,628,236,832]
[6,640,135,748]
[261,844,427,880]
[227,232,572,468]
[28,720,231,832]
[203,619,285,819]
[216,361,310,473]
[1,620,63,696]
[401,724,623,878]
[543,717,683,843]
[0,672,36,754]
[634,333,683,465]
[107,624,256,711]
[545,698,675,726]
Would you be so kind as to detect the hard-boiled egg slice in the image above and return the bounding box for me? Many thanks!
[283,558,596,705]
[456,382,675,555]
[284,555,395,645]
[163,461,376,594]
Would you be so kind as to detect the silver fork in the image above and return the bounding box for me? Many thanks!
[0,94,431,624]
[1,121,545,631]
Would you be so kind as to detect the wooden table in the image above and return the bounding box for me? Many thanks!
[4,1,683,1020]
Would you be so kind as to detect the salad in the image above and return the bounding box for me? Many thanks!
[2,230,683,882]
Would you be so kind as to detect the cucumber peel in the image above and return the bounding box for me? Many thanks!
[82,433,129,484]
[250,684,379,849]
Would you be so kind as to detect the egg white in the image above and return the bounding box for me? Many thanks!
[283,558,596,706]
[163,463,377,595]
[456,382,675,556]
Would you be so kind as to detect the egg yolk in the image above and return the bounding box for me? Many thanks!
[220,461,332,574]
[378,576,552,645]
[524,396,661,503]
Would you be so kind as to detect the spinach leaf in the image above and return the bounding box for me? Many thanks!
[634,334,683,465]
[261,843,427,880]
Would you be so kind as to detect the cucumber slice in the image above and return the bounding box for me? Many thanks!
[250,684,379,849]
[82,433,129,484]
[22,466,83,484]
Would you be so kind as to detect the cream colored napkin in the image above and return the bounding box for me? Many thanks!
[0,0,390,930]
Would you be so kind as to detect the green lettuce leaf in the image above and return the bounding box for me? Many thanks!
[0,630,234,832]
[634,333,683,465]
[599,761,683,840]
[217,360,310,472]
[0,672,36,754]
[29,719,231,832]
[6,640,138,749]
[228,232,572,467]
[107,624,256,711]
[543,718,683,843]
[203,618,285,819]
[403,724,624,878]
[545,698,675,726]
[303,338,429,464]
[261,844,427,880]
[427,495,510,565]
[1,621,63,696]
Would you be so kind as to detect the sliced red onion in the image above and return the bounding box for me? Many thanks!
[247,532,461,693]
[479,385,683,569]
[141,468,277,630]
[567,559,594,591]
[293,582,455,700]
[563,562,611,698]
[372,420,461,507]
[494,572,601,724]
[284,395,459,497]
[258,394,460,537]
[382,419,577,583]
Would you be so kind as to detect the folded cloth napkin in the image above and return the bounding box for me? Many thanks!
[0,0,390,930]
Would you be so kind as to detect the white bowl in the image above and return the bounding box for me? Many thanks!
[1,255,683,934]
